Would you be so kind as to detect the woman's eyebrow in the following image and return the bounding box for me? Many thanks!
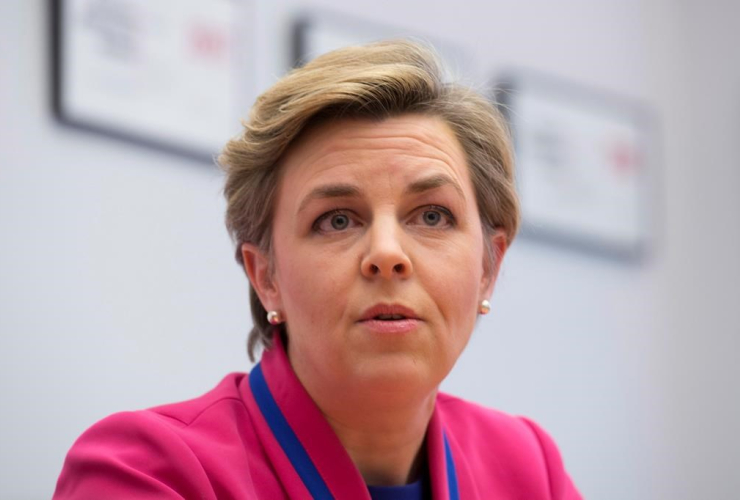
[405,174,466,201]
[297,183,361,213]
[297,174,465,213]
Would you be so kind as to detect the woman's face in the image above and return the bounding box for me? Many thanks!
[243,114,506,399]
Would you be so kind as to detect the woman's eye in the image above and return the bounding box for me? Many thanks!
[330,213,350,230]
[422,210,442,226]
[313,210,357,233]
[414,206,455,228]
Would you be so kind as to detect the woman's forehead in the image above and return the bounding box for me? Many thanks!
[277,114,471,196]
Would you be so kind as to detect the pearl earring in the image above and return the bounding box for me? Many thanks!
[479,299,491,315]
[266,311,282,325]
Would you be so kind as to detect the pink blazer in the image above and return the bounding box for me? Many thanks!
[54,335,582,499]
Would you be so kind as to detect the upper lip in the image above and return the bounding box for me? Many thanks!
[359,303,421,321]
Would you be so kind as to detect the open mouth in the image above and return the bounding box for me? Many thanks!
[373,314,408,321]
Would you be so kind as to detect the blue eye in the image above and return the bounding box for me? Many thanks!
[415,205,455,228]
[422,210,442,226]
[313,210,356,233]
[330,213,349,230]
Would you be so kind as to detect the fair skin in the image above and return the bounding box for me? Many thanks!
[242,114,507,486]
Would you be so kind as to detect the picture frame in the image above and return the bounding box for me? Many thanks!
[51,0,253,163]
[495,70,657,261]
[291,9,471,81]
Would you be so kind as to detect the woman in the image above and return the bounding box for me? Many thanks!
[54,40,582,499]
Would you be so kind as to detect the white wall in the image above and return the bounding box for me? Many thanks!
[1,1,738,498]
[642,0,740,497]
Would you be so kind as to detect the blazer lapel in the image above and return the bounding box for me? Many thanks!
[248,334,371,499]
[426,406,461,500]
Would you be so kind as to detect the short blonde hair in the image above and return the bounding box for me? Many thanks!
[219,39,519,361]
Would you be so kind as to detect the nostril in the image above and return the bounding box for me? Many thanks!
[362,260,411,278]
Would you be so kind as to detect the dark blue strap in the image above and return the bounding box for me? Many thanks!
[367,477,425,500]
[443,432,459,500]
[249,363,334,499]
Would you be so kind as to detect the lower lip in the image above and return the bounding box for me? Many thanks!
[358,319,420,334]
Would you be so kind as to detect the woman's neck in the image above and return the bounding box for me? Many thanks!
[285,341,439,485]
[324,394,435,486]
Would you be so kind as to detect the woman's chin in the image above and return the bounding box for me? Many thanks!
[347,354,445,398]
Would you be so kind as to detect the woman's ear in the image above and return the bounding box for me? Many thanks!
[241,243,281,311]
[480,229,508,299]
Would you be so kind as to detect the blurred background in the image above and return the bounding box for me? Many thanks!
[1,0,738,498]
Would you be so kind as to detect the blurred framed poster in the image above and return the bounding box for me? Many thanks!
[495,71,656,261]
[51,0,254,162]
[292,9,472,81]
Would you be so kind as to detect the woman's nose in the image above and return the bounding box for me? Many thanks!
[360,219,413,279]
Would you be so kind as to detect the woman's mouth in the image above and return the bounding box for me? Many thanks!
[374,314,407,320]
[358,304,421,334]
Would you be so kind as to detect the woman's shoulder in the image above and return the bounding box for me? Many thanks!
[436,391,565,456]
[53,372,256,499]
[436,391,538,437]
[436,392,581,499]
[91,372,251,439]
[146,371,248,425]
